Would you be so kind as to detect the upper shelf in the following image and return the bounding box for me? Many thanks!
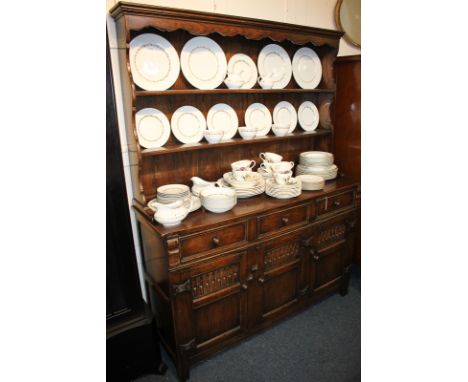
[135,88,336,97]
[109,2,344,48]
[141,129,331,157]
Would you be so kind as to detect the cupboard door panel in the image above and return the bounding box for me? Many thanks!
[314,244,345,289]
[194,293,241,346]
[262,268,299,317]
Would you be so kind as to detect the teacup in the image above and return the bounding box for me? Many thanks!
[271,161,295,173]
[233,169,250,182]
[274,171,293,185]
[231,159,256,172]
[259,152,283,163]
[259,161,274,173]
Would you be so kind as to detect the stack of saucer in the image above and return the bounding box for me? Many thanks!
[152,184,201,212]
[219,172,265,198]
[265,178,302,199]
[296,151,338,180]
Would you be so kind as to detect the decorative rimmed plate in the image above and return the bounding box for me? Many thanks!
[171,106,206,144]
[273,101,297,133]
[298,101,319,131]
[181,36,227,90]
[207,103,238,140]
[135,108,171,148]
[129,33,180,91]
[292,47,322,89]
[227,53,258,89]
[258,44,292,89]
[245,103,272,137]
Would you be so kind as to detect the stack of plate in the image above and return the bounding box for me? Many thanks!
[299,151,334,166]
[296,151,338,180]
[265,178,302,199]
[296,164,338,180]
[295,175,325,191]
[156,184,190,204]
[220,172,265,198]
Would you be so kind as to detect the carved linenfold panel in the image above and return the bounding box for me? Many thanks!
[192,263,240,299]
[317,224,346,246]
[264,242,300,271]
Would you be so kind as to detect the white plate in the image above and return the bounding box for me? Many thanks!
[207,103,238,140]
[273,101,297,133]
[258,44,292,89]
[227,53,258,89]
[135,108,171,148]
[292,47,322,89]
[245,103,272,136]
[181,36,227,90]
[171,106,206,144]
[129,33,180,91]
[298,101,319,131]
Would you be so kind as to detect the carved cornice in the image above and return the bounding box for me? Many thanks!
[109,2,344,47]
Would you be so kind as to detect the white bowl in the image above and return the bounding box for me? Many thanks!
[259,80,274,89]
[224,80,243,89]
[204,130,224,144]
[200,187,237,213]
[272,124,290,136]
[238,126,257,140]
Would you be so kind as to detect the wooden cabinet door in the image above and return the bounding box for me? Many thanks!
[249,234,309,327]
[172,251,248,360]
[309,213,357,292]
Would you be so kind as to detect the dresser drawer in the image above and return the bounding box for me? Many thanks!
[179,222,247,260]
[257,204,308,237]
[317,190,355,216]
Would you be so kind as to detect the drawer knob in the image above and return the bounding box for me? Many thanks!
[313,255,320,261]
[212,237,220,247]
[281,217,289,225]
[241,283,248,290]
[258,276,265,284]
[333,200,341,207]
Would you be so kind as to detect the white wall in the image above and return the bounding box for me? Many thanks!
[106,0,360,301]
[107,0,360,56]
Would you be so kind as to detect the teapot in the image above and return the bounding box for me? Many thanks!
[224,71,245,89]
[151,199,192,227]
[258,67,284,89]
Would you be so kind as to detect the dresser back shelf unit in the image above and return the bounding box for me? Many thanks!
[110,3,358,381]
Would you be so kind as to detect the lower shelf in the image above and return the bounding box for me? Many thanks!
[141,129,331,157]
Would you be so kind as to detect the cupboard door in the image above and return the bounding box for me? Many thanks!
[251,235,308,326]
[308,213,356,292]
[312,242,346,290]
[173,251,248,358]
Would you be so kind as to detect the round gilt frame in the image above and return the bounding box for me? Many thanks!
[335,0,361,48]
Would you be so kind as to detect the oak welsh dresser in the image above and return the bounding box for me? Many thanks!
[110,2,359,380]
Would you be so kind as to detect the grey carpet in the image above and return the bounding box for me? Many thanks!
[136,266,360,382]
